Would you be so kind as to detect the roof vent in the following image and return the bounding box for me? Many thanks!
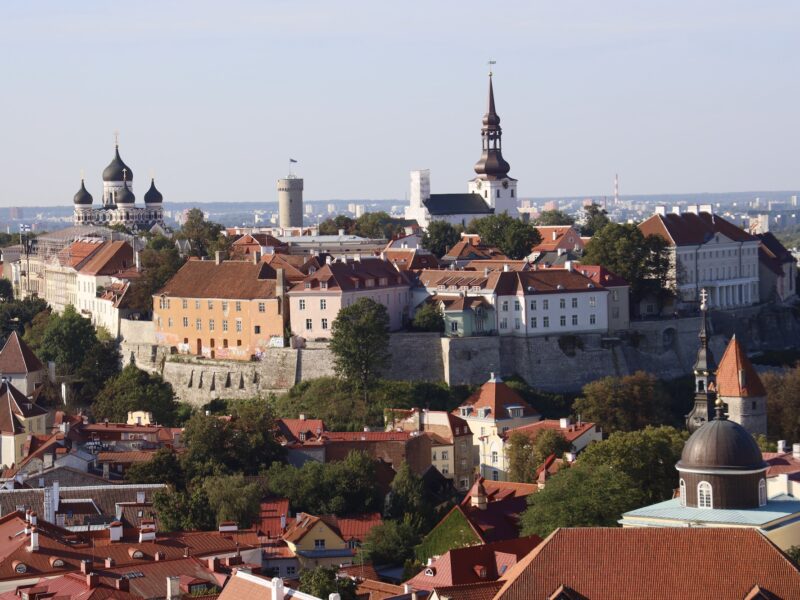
[556,284,564,290]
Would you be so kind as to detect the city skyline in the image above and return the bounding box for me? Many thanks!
[1,1,799,207]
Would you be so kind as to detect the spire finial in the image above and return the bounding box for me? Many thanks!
[80,168,85,182]
[700,288,709,312]
[714,397,725,420]
[122,168,128,183]
[487,59,496,77]
[113,130,120,148]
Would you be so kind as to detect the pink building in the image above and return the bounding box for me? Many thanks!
[287,257,411,340]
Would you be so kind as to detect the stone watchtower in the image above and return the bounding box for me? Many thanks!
[278,174,303,228]
[715,335,767,437]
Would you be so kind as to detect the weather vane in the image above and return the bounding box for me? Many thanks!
[488,59,496,76]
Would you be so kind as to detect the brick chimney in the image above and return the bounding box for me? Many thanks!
[80,559,92,574]
[29,526,39,551]
[86,573,99,589]
[108,521,123,542]
[115,577,129,591]
[166,575,181,600]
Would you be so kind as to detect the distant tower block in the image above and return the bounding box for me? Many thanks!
[278,175,304,228]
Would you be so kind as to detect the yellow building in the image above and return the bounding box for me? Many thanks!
[0,380,48,469]
[282,513,353,569]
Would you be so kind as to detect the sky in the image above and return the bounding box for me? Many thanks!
[1,1,798,206]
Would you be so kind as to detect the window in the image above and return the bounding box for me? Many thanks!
[531,317,537,328]
[560,315,566,327]
[209,319,215,331]
[759,479,767,507]
[492,470,499,481]
[441,451,448,460]
[321,318,328,330]
[257,302,266,313]
[559,298,566,309]
[543,316,550,328]
[195,319,202,331]
[235,319,242,333]
[571,297,578,308]
[235,301,242,312]
[450,321,459,332]
[183,317,189,327]
[491,451,498,464]
[182,299,188,309]
[697,481,713,508]
[208,300,214,310]
[679,479,686,507]
[305,318,312,330]
[500,318,508,329]
[314,539,325,550]
[514,318,520,330]
[222,320,228,332]
[589,314,596,325]
[195,300,201,310]
[168,318,173,327]
[442,465,449,475]
[514,300,520,311]
[222,301,228,311]
[502,301,508,312]
[320,299,327,310]
[320,281,328,290]
[530,300,537,310]
[572,315,578,326]
[542,299,549,310]
[254,325,261,334]
[299,299,306,310]
[589,296,596,308]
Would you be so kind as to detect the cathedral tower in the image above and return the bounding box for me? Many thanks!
[686,290,717,432]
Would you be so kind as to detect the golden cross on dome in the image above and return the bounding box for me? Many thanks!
[114,130,120,147]
[700,288,709,311]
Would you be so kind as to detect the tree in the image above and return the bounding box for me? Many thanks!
[176,208,226,258]
[581,222,671,304]
[763,367,800,442]
[533,210,575,226]
[319,215,355,235]
[786,545,800,566]
[153,486,215,532]
[37,305,99,375]
[72,340,122,406]
[203,474,263,528]
[520,464,644,538]
[126,240,185,315]
[125,448,185,489]
[299,567,358,600]
[507,430,571,484]
[572,371,671,434]
[92,364,178,426]
[386,463,431,527]
[411,303,444,333]
[467,214,542,260]
[0,297,48,342]
[329,298,390,398]
[0,279,13,302]
[422,221,461,258]
[580,426,688,504]
[362,517,422,566]
[580,203,611,237]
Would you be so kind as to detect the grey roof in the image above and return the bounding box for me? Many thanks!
[144,178,163,203]
[423,193,493,216]
[103,146,133,182]
[116,180,135,205]
[73,180,93,205]
[622,494,800,527]
[678,415,766,472]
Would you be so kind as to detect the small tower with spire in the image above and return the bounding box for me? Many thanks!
[686,289,717,432]
[715,334,767,436]
[467,63,518,216]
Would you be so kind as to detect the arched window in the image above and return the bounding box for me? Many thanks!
[679,479,686,507]
[759,478,767,507]
[698,481,713,508]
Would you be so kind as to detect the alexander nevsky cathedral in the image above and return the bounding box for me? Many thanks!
[72,141,164,230]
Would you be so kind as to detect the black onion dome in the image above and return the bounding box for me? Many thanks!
[474,152,511,178]
[73,180,93,205]
[144,178,163,203]
[103,146,133,182]
[116,181,135,205]
[677,416,766,472]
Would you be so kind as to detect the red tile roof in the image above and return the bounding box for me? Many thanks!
[455,377,539,421]
[638,211,757,247]
[78,241,134,276]
[383,248,440,272]
[715,335,766,398]
[156,260,277,300]
[334,513,383,543]
[430,581,504,600]
[405,536,541,591]
[288,258,409,294]
[275,417,326,445]
[0,331,44,374]
[56,239,106,268]
[96,450,160,464]
[574,264,629,288]
[532,226,584,253]
[452,479,538,544]
[322,431,415,442]
[764,452,800,478]
[259,498,290,537]
[444,241,508,261]
[0,380,47,435]
[504,419,598,444]
[494,528,800,600]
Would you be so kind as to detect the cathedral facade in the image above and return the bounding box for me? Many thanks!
[73,143,164,230]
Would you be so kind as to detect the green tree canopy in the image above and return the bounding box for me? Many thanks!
[520,463,644,538]
[35,305,98,375]
[299,566,358,600]
[572,371,671,434]
[386,462,432,526]
[507,430,572,484]
[176,208,227,257]
[467,214,542,260]
[362,516,422,566]
[580,203,611,237]
[533,210,575,226]
[764,366,800,443]
[126,240,186,314]
[411,303,444,333]
[92,363,178,426]
[203,474,264,528]
[0,279,13,303]
[422,221,462,258]
[579,426,688,504]
[125,448,185,489]
[153,486,215,532]
[319,215,356,235]
[329,298,390,396]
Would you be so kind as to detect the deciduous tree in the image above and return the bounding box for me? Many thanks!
[580,203,611,237]
[125,448,185,489]
[467,214,542,260]
[92,364,178,426]
[411,303,444,333]
[533,210,575,227]
[422,221,461,258]
[764,367,800,443]
[299,567,358,600]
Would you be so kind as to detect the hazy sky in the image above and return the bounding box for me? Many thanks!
[1,1,798,206]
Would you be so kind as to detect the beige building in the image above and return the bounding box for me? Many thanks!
[0,380,48,469]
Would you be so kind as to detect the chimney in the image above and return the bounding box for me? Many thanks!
[252,251,261,264]
[655,205,666,216]
[53,481,59,512]
[503,263,509,272]
[215,250,224,265]
[329,595,341,600]
[338,229,345,236]
[552,231,557,241]
[135,251,141,271]
[105,557,115,568]
[793,444,800,460]
[564,261,572,272]
[29,526,39,551]
[25,509,31,523]
[139,523,157,543]
[115,577,129,591]
[29,512,37,526]
[276,267,286,297]
[166,576,181,600]
[136,491,145,504]
[559,417,571,429]
[80,559,92,574]
[271,577,285,600]
[404,584,412,594]
[109,521,123,542]
[218,521,238,533]
[778,440,788,453]
[155,551,165,561]
[280,514,287,531]
[299,413,306,420]
[207,557,220,571]
[86,573,99,590]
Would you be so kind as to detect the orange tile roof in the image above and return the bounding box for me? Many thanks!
[532,226,584,253]
[444,241,507,261]
[0,331,43,374]
[638,212,757,247]
[715,335,766,398]
[96,450,160,464]
[156,260,277,300]
[288,258,409,294]
[56,239,106,268]
[493,528,800,600]
[334,513,383,542]
[78,241,134,276]
[455,377,539,420]
[504,419,597,444]
[259,498,290,537]
[431,580,504,600]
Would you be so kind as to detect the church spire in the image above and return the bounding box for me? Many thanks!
[474,66,511,180]
[687,289,717,432]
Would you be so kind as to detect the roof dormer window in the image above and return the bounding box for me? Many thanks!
[320,281,328,290]
[459,407,473,417]
[304,282,312,289]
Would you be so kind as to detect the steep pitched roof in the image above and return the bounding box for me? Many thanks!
[758,232,797,265]
[0,380,47,435]
[574,264,629,288]
[455,479,537,544]
[455,376,538,420]
[431,581,504,600]
[493,528,800,600]
[383,248,440,272]
[0,331,44,374]
[443,241,507,262]
[638,212,757,247]
[532,226,584,253]
[504,419,597,444]
[156,260,277,300]
[715,336,766,398]
[78,241,134,276]
[288,258,408,294]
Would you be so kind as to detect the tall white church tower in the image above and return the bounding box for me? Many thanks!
[467,70,517,215]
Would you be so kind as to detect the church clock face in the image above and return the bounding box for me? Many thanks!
[476,180,482,189]
[502,180,509,189]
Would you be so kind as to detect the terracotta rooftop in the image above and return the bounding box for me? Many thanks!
[0,331,44,374]
[532,226,584,253]
[96,450,160,464]
[56,239,106,268]
[383,248,440,272]
[455,376,539,421]
[275,417,326,445]
[715,335,766,398]
[504,419,598,444]
[78,241,134,276]
[574,264,629,288]
[450,479,538,544]
[493,527,800,600]
[0,380,47,435]
[431,580,504,600]
[259,497,290,537]
[288,258,409,294]
[156,260,277,300]
[638,211,757,247]
[443,241,507,261]
[763,452,800,478]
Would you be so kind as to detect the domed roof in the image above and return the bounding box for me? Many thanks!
[144,178,163,203]
[73,180,93,205]
[677,409,766,472]
[116,181,135,205]
[103,146,133,182]
[474,152,511,179]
